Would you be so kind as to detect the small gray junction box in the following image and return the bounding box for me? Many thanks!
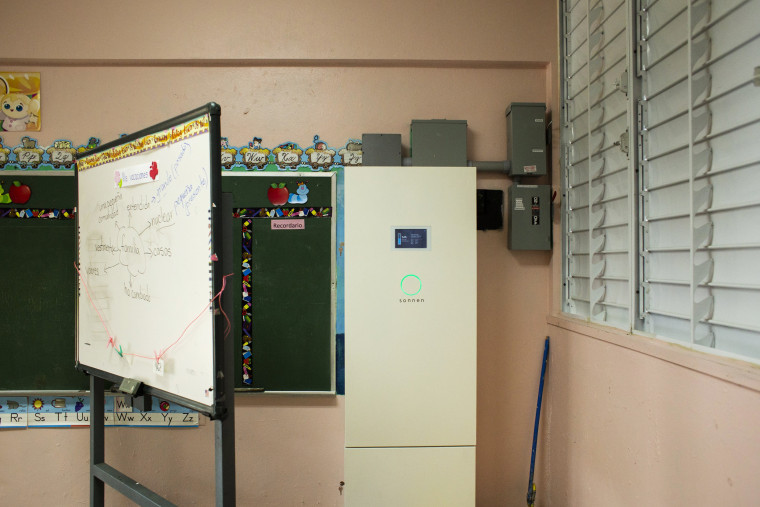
[410,119,467,167]
[508,184,552,250]
[362,133,402,166]
[506,103,547,177]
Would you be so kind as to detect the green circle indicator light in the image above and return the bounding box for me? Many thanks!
[400,274,422,296]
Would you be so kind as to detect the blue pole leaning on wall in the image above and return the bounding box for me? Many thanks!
[527,336,550,507]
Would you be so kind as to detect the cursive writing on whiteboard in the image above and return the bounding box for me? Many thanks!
[149,142,189,206]
[173,167,209,217]
[97,194,122,211]
[151,172,174,205]
[171,142,191,177]
[94,239,119,254]
[124,282,151,302]
[96,194,123,223]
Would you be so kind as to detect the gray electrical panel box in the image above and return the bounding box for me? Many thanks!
[362,133,402,166]
[508,184,552,250]
[506,102,547,176]
[410,119,467,166]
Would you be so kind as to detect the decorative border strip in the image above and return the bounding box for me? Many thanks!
[0,208,75,219]
[77,114,210,172]
[241,218,253,384]
[0,135,360,172]
[234,207,332,386]
[0,395,198,429]
[235,207,332,219]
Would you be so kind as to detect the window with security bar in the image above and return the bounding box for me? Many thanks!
[561,0,635,330]
[561,0,760,363]
[638,0,760,359]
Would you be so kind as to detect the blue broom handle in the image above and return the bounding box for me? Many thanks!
[528,337,550,499]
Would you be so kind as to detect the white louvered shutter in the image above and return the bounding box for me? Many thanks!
[638,0,760,359]
[562,0,635,329]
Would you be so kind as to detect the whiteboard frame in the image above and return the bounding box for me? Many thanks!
[75,103,227,418]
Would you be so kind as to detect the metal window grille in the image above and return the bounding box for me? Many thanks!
[562,0,760,363]
[638,0,760,359]
[561,0,636,330]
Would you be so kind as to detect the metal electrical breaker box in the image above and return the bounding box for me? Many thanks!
[411,119,467,166]
[508,184,552,250]
[362,133,402,166]
[506,102,547,176]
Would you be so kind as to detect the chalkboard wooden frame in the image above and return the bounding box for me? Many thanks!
[75,103,227,418]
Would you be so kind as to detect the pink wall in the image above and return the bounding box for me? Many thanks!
[1,1,558,505]
[8,0,555,63]
[0,397,345,505]
[543,318,760,506]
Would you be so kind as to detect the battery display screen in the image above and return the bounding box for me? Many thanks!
[394,228,429,249]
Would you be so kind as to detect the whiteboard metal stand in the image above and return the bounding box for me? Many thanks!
[215,191,236,506]
[86,193,235,506]
[89,375,180,506]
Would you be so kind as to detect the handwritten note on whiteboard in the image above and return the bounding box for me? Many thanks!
[77,114,216,408]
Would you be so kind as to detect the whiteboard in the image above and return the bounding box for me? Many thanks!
[76,105,222,411]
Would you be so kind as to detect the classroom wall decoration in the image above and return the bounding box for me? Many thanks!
[221,135,361,172]
[0,135,360,172]
[0,72,41,132]
[0,136,99,170]
[0,395,198,429]
[0,178,31,205]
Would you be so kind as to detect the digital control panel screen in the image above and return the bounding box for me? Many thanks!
[394,227,430,249]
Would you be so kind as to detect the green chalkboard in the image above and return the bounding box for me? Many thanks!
[0,171,336,393]
[223,173,335,392]
[0,173,88,391]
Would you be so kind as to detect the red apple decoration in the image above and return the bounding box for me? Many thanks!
[267,182,288,206]
[8,181,31,204]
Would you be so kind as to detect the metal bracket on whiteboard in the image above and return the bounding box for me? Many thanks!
[132,393,153,412]
[118,378,153,411]
[118,378,141,396]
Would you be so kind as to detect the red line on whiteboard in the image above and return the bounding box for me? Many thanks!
[74,263,116,348]
[76,263,232,364]
[154,273,232,361]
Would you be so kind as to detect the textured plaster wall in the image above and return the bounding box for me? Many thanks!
[542,320,760,506]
